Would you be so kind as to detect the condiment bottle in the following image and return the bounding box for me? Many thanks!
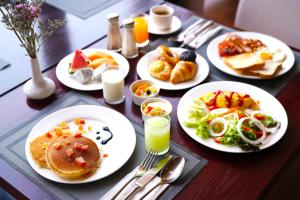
[121,19,138,58]
[107,13,122,52]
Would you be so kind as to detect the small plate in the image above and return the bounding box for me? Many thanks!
[25,105,136,184]
[137,47,210,90]
[56,49,130,91]
[177,81,288,153]
[206,31,295,79]
[148,15,182,35]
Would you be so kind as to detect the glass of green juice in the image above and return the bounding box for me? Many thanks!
[144,115,170,155]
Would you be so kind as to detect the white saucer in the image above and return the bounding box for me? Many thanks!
[148,16,182,35]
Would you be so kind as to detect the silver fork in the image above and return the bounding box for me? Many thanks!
[101,149,157,200]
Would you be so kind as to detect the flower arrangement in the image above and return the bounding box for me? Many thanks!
[0,0,64,58]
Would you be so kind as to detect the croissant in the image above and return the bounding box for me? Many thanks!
[170,61,197,84]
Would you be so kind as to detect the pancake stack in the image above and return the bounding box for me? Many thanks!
[30,131,100,180]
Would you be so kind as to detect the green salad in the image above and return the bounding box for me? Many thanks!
[184,99,280,151]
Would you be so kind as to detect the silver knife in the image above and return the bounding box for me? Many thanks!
[117,155,172,200]
[174,19,204,41]
[190,25,223,49]
[183,20,214,45]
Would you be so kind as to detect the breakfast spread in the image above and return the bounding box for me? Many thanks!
[149,45,198,84]
[68,49,119,84]
[30,118,105,180]
[184,90,280,151]
[218,34,286,78]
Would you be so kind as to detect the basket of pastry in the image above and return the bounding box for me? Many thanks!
[149,45,198,84]
[218,34,286,78]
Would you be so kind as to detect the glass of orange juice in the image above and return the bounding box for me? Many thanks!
[131,13,149,47]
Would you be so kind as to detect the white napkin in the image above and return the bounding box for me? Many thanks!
[100,167,169,200]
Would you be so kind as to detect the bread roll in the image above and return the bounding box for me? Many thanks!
[170,61,197,84]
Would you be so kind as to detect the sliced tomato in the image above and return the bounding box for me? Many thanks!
[214,137,222,144]
[253,114,265,121]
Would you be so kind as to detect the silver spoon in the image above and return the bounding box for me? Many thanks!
[140,156,185,199]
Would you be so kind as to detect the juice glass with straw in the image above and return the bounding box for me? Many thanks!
[131,13,149,47]
[144,115,170,155]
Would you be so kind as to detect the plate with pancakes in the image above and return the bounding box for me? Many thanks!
[25,105,136,184]
[137,46,209,90]
[207,32,295,79]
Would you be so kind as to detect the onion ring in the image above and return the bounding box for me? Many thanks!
[250,111,280,133]
[237,117,266,145]
[208,117,228,137]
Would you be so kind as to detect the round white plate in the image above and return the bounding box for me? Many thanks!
[137,48,209,90]
[56,49,130,91]
[148,15,182,35]
[177,81,288,153]
[25,105,136,184]
[207,31,295,79]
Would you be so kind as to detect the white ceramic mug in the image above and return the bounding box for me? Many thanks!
[150,5,174,30]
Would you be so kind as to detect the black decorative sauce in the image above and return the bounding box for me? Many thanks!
[96,131,100,135]
[96,136,101,140]
[101,126,113,145]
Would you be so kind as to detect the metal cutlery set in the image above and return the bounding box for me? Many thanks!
[100,151,185,200]
[168,18,223,49]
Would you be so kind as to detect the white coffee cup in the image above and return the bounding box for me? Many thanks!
[150,5,174,31]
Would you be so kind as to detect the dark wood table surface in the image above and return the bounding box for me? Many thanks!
[1,1,300,200]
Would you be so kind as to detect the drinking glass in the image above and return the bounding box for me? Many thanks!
[102,69,125,104]
[131,13,149,47]
[144,115,170,155]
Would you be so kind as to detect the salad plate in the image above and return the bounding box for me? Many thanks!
[56,49,130,91]
[207,31,295,79]
[137,47,209,90]
[25,105,136,183]
[177,81,288,153]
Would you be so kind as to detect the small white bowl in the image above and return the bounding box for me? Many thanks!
[130,80,160,106]
[140,97,172,121]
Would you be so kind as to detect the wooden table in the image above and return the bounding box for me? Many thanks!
[1,1,300,200]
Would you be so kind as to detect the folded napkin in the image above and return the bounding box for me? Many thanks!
[100,167,169,200]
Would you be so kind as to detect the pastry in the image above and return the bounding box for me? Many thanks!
[149,60,172,81]
[170,61,197,83]
[156,45,180,67]
[45,134,100,179]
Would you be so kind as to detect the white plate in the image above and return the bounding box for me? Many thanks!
[137,48,209,90]
[25,105,136,184]
[148,15,182,35]
[177,81,288,153]
[207,31,295,79]
[56,49,130,91]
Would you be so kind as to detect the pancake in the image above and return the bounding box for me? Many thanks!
[45,135,100,179]
[30,131,56,168]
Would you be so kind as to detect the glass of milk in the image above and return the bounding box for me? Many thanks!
[102,69,125,104]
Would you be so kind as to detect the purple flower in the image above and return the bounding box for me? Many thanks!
[30,5,40,18]
[15,3,26,10]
